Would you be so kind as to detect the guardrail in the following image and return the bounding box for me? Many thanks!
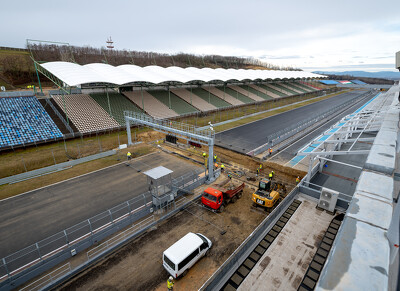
[0,171,205,291]
[249,90,374,156]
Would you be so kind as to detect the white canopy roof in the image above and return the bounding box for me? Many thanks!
[40,61,326,87]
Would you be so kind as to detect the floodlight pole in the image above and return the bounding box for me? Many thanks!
[33,62,43,94]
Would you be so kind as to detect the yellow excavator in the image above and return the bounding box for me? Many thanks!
[252,179,286,209]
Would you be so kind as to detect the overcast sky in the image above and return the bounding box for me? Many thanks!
[2,0,399,72]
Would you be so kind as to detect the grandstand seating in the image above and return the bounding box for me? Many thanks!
[122,90,179,119]
[238,85,273,100]
[147,89,199,115]
[0,96,63,148]
[171,88,217,112]
[294,81,315,92]
[227,85,264,102]
[248,84,279,98]
[51,94,120,133]
[190,88,231,108]
[279,83,303,94]
[218,86,254,103]
[271,83,296,95]
[284,82,308,93]
[258,83,288,97]
[90,92,143,126]
[302,81,323,89]
[202,86,244,106]
[351,80,367,85]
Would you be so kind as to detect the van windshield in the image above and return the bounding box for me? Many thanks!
[164,254,175,270]
[196,233,208,245]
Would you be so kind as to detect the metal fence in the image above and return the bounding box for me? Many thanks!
[0,171,206,290]
[250,90,374,156]
[0,192,152,281]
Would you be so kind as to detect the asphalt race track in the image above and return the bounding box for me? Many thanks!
[0,151,202,258]
[270,92,376,165]
[215,90,370,153]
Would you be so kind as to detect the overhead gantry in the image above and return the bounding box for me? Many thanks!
[124,111,216,181]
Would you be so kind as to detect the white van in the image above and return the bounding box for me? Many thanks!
[163,232,212,278]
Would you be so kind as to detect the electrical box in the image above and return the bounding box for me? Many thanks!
[318,187,339,212]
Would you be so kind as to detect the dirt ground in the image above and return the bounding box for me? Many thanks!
[57,179,267,291]
[54,140,305,291]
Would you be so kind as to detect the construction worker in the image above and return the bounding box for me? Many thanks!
[228,173,232,179]
[203,152,207,158]
[269,171,275,180]
[127,152,132,161]
[269,148,273,156]
[221,164,225,172]
[214,163,219,169]
[214,154,217,163]
[256,168,260,176]
[296,176,300,184]
[259,164,263,170]
[167,276,174,290]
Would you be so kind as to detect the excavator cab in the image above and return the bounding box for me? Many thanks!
[252,179,284,208]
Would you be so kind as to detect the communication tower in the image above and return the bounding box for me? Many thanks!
[106,37,114,49]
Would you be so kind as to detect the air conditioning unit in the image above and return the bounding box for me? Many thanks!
[318,187,339,212]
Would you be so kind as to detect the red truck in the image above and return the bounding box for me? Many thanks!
[201,181,245,212]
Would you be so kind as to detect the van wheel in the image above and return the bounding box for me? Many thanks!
[219,205,225,213]
[238,191,242,199]
[182,270,188,277]
[205,249,210,256]
[232,196,237,203]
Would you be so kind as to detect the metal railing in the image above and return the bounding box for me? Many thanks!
[0,193,152,281]
[262,91,374,152]
[0,171,206,290]
[124,111,215,139]
[19,263,71,291]
[45,98,74,134]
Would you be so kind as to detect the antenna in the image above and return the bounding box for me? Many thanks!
[106,36,114,49]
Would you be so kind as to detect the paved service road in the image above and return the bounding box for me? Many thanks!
[0,151,203,258]
[215,90,369,153]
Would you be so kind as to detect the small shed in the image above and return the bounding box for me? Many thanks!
[143,166,173,206]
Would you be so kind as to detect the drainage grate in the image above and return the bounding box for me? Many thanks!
[221,199,302,291]
[297,213,344,291]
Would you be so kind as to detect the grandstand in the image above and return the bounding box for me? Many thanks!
[219,86,254,103]
[285,82,309,93]
[190,88,231,108]
[280,82,304,94]
[238,84,273,100]
[271,82,297,95]
[248,84,279,98]
[202,86,244,106]
[122,90,179,119]
[170,88,217,111]
[89,92,143,126]
[301,80,322,90]
[257,83,287,97]
[226,85,264,102]
[294,81,315,92]
[147,89,199,115]
[51,94,120,133]
[0,96,63,148]
[351,80,367,85]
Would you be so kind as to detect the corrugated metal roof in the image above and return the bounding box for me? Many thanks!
[143,166,173,179]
